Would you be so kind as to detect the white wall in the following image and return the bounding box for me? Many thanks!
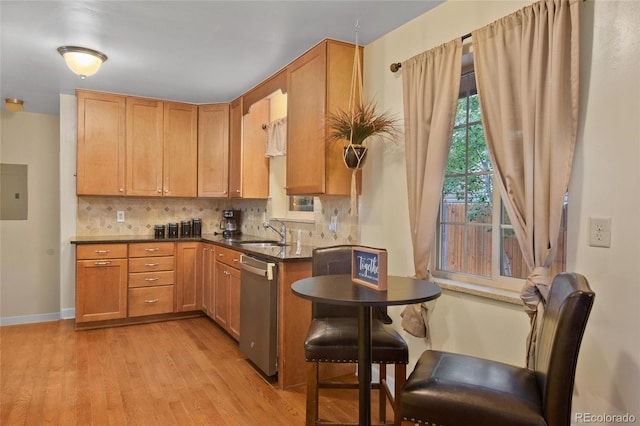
[361,0,639,420]
[59,94,77,317]
[0,111,61,323]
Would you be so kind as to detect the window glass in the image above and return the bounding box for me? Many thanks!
[437,68,567,289]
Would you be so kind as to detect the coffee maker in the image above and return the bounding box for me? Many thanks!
[221,209,241,239]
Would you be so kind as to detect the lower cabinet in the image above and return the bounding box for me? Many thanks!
[201,243,216,317]
[75,241,242,339]
[213,246,242,341]
[128,242,176,317]
[76,244,128,323]
[176,242,202,312]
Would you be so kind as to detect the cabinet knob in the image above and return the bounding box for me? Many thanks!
[119,188,124,192]
[165,189,169,193]
[223,190,227,194]
[157,189,162,193]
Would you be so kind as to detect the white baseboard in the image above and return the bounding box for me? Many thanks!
[60,308,76,319]
[0,309,76,326]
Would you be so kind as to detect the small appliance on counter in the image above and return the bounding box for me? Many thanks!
[220,209,241,239]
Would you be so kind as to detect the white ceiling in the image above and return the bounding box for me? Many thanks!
[1,1,442,115]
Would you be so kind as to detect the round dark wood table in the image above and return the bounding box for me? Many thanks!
[292,274,441,426]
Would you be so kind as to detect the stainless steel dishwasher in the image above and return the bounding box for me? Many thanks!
[239,254,278,376]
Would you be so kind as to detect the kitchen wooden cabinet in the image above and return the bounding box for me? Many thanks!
[125,97,197,197]
[214,246,242,340]
[198,104,230,197]
[228,96,269,199]
[201,244,216,317]
[75,244,128,323]
[128,242,175,317]
[76,90,126,196]
[163,101,198,197]
[286,39,362,195]
[126,96,164,196]
[176,242,202,312]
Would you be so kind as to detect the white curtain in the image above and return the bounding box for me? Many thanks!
[400,39,462,340]
[264,117,287,157]
[402,39,463,281]
[472,0,580,367]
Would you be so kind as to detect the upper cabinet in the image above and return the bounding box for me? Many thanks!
[77,90,126,196]
[198,104,230,197]
[228,97,270,199]
[163,101,198,197]
[125,96,164,196]
[77,90,198,197]
[126,97,197,197]
[286,39,362,195]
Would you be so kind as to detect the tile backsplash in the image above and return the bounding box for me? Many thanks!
[77,195,359,248]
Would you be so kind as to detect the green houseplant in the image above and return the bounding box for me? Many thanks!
[326,100,399,169]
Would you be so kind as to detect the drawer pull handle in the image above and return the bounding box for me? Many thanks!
[218,253,224,257]
[95,250,110,254]
[233,258,239,262]
[94,261,111,265]
[145,277,159,281]
[145,299,159,304]
[145,263,160,267]
[145,248,160,252]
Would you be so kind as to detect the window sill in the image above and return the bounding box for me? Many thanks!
[433,277,523,306]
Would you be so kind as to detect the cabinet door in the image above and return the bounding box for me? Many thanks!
[228,267,241,341]
[126,97,164,196]
[228,97,243,198]
[76,258,128,323]
[214,261,230,328]
[202,245,215,317]
[286,42,327,194]
[198,104,230,198]
[164,101,198,197]
[176,242,202,312]
[76,90,126,196]
[241,98,270,199]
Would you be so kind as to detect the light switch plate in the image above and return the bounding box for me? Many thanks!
[117,210,125,223]
[329,215,338,233]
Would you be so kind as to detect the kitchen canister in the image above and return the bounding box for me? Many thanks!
[168,223,179,238]
[180,220,191,238]
[154,224,165,239]
[192,218,202,237]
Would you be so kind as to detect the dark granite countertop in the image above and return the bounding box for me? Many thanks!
[70,233,313,263]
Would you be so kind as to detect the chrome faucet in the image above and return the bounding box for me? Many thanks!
[264,219,286,245]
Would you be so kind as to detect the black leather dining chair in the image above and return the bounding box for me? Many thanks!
[399,272,595,426]
[304,245,409,425]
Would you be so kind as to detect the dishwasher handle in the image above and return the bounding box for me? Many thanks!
[240,255,276,281]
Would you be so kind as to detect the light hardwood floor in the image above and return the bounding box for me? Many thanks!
[1,317,392,425]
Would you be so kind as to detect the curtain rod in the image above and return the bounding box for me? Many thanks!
[390,33,471,73]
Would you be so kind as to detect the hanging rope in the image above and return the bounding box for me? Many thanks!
[345,21,364,216]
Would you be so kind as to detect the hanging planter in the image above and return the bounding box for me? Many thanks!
[343,145,368,169]
[325,22,399,215]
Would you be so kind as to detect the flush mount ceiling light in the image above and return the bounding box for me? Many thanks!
[57,46,108,79]
[5,98,24,112]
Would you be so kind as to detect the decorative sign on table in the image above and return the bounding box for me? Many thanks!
[351,247,388,291]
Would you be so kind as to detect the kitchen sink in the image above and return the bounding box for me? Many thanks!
[237,241,288,248]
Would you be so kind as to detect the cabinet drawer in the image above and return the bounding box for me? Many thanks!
[129,256,174,273]
[215,246,241,268]
[77,244,127,260]
[129,271,174,288]
[128,285,175,317]
[129,242,175,257]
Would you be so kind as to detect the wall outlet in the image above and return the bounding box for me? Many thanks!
[116,210,125,223]
[589,217,611,248]
[329,215,338,233]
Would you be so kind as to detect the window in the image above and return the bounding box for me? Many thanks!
[436,69,567,289]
